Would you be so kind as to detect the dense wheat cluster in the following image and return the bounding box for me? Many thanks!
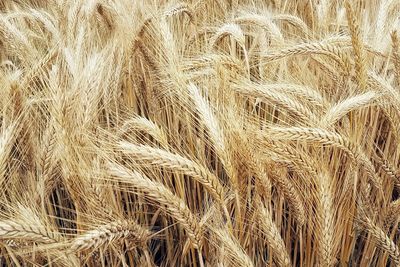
[1,0,400,266]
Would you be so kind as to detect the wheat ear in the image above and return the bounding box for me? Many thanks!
[70,220,151,252]
[266,126,382,191]
[321,91,379,127]
[234,13,284,43]
[183,54,244,74]
[391,31,400,85]
[273,14,309,37]
[118,142,226,207]
[269,168,306,226]
[373,149,400,186]
[164,2,194,22]
[109,164,203,248]
[384,199,400,225]
[211,227,255,267]
[0,219,59,244]
[357,212,400,266]
[318,173,335,266]
[260,36,350,70]
[345,1,367,90]
[233,82,318,124]
[264,140,319,179]
[250,83,327,108]
[256,198,292,267]
[210,23,245,48]
[0,123,18,187]
[120,116,168,148]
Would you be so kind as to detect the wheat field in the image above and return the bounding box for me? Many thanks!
[0,0,399,266]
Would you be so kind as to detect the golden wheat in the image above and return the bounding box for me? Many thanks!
[0,1,399,266]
